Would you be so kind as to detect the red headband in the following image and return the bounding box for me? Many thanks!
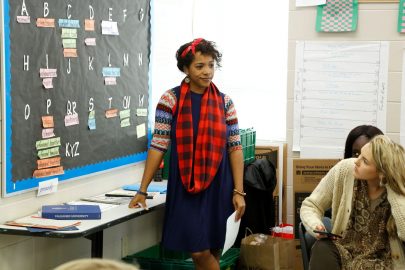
[180,38,204,58]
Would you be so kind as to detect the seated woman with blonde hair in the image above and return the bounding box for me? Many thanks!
[53,258,139,270]
[300,135,405,269]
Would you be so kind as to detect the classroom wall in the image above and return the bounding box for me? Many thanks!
[286,0,404,224]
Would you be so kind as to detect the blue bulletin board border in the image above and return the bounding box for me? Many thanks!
[1,0,151,197]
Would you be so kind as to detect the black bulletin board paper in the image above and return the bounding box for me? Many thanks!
[2,0,151,196]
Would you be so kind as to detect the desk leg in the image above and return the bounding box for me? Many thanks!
[85,231,103,258]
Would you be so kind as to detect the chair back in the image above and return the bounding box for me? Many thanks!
[298,217,332,270]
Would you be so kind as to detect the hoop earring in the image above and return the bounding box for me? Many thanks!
[379,176,386,187]
[184,77,190,83]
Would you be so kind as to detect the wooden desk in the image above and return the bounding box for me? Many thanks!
[0,194,166,258]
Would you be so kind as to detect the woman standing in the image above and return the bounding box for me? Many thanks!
[301,135,405,269]
[129,38,245,270]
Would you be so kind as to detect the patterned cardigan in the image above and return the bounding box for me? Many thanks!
[150,88,242,153]
[300,158,405,269]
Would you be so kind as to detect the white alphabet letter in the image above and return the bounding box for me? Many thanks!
[123,9,127,22]
[44,2,49,17]
[23,55,29,71]
[89,5,94,19]
[21,0,29,16]
[24,104,30,120]
[123,96,131,109]
[138,53,142,66]
[67,59,71,74]
[46,99,51,114]
[88,56,94,70]
[89,98,94,111]
[67,4,72,19]
[108,8,113,21]
[123,53,129,67]
[139,95,144,107]
[108,97,112,108]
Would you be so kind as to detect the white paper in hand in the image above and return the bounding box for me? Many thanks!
[222,211,241,256]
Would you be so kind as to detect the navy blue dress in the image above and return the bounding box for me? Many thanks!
[161,88,234,253]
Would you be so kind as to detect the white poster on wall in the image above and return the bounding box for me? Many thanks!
[293,41,389,158]
[296,0,326,7]
[400,51,405,146]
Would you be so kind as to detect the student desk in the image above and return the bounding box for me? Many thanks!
[0,194,166,258]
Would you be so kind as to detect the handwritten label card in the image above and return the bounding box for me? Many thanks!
[37,178,59,196]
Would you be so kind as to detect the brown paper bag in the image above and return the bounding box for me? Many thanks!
[275,237,295,270]
[238,233,280,270]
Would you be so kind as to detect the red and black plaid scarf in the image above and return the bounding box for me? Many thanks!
[176,81,226,194]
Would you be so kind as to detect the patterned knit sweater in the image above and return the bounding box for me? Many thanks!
[150,89,242,153]
[300,158,405,269]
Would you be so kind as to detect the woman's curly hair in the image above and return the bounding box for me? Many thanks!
[176,38,222,72]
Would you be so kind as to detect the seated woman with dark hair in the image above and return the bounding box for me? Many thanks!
[344,125,383,159]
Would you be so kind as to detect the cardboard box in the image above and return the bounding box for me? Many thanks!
[293,159,339,238]
[255,144,287,224]
[293,159,339,192]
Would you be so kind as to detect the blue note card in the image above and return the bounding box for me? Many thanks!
[123,183,167,194]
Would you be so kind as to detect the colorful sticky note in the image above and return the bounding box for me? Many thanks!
[61,28,78,38]
[36,137,61,150]
[85,19,95,31]
[119,109,131,119]
[120,118,131,128]
[39,68,57,78]
[105,109,118,118]
[85,38,96,46]
[88,118,96,130]
[38,146,60,159]
[63,48,78,58]
[42,115,54,128]
[17,16,30,23]
[101,20,119,35]
[105,77,117,85]
[36,18,55,28]
[33,166,64,178]
[37,157,61,169]
[42,128,55,139]
[136,108,147,117]
[62,39,77,49]
[65,114,80,126]
[43,78,53,89]
[136,123,146,138]
[102,67,120,77]
[58,19,80,28]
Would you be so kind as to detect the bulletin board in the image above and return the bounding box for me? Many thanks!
[1,0,151,196]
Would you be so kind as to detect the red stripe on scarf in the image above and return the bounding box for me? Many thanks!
[176,81,226,193]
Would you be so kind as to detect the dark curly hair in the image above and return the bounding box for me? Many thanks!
[344,125,384,158]
[175,38,222,72]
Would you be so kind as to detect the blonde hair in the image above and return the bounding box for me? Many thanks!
[54,258,139,270]
[370,135,405,237]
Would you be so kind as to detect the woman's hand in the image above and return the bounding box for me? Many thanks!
[128,194,148,210]
[233,194,246,221]
[313,225,328,239]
